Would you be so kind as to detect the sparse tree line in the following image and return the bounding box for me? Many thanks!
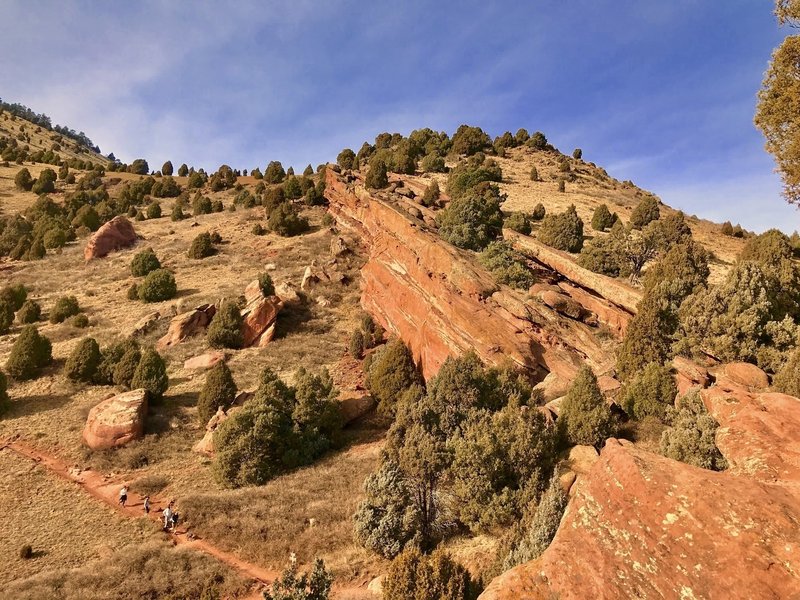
[334,125,570,195]
[0,99,101,152]
[4,153,327,263]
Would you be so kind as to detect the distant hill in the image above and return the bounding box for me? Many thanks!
[0,99,111,168]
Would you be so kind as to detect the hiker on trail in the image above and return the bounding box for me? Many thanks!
[118,485,128,507]
[163,505,172,530]
[143,496,150,515]
[170,510,180,533]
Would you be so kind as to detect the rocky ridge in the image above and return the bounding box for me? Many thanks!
[324,168,628,381]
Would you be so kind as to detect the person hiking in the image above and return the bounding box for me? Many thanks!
[170,510,180,533]
[143,496,151,515]
[118,485,128,507]
[163,505,172,531]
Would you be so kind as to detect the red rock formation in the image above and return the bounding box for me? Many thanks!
[184,351,225,370]
[325,170,615,381]
[157,304,216,349]
[715,362,770,392]
[83,389,148,450]
[240,280,283,347]
[193,405,239,455]
[480,387,800,600]
[84,216,138,260]
[672,356,711,396]
[506,228,639,336]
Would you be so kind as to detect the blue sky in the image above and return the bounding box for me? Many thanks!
[0,0,797,232]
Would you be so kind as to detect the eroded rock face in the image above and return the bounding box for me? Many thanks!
[325,169,615,381]
[480,388,800,600]
[83,389,148,450]
[538,290,587,321]
[240,281,283,347]
[193,405,239,455]
[84,216,138,260]
[672,356,711,396]
[506,228,642,315]
[157,304,216,349]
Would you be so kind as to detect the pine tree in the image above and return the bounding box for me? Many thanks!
[559,365,616,447]
[197,361,237,425]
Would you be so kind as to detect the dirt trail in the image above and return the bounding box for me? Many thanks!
[1,439,376,600]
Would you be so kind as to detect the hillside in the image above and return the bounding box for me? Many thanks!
[0,108,110,168]
[0,115,798,600]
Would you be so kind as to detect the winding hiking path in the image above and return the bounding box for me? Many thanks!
[1,439,376,600]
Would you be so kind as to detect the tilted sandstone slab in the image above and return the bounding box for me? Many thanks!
[480,389,800,600]
[83,389,148,450]
[157,304,216,349]
[84,216,138,260]
[506,228,640,334]
[240,282,283,348]
[325,169,614,380]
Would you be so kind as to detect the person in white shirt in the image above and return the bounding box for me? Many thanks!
[163,505,172,530]
[118,485,128,507]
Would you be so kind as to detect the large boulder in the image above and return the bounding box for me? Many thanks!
[240,281,283,347]
[84,216,137,260]
[83,389,148,450]
[480,388,800,600]
[717,362,770,392]
[157,304,216,349]
[184,350,225,371]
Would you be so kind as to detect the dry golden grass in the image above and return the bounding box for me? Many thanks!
[0,161,384,591]
[5,540,249,599]
[179,429,386,586]
[0,448,156,585]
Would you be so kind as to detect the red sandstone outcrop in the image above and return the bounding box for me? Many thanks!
[480,385,800,600]
[184,351,225,370]
[325,169,615,380]
[240,280,283,347]
[715,361,770,392]
[157,304,216,349]
[506,228,642,313]
[83,389,148,450]
[84,216,138,260]
[672,356,711,396]
[506,228,639,336]
[193,405,239,455]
